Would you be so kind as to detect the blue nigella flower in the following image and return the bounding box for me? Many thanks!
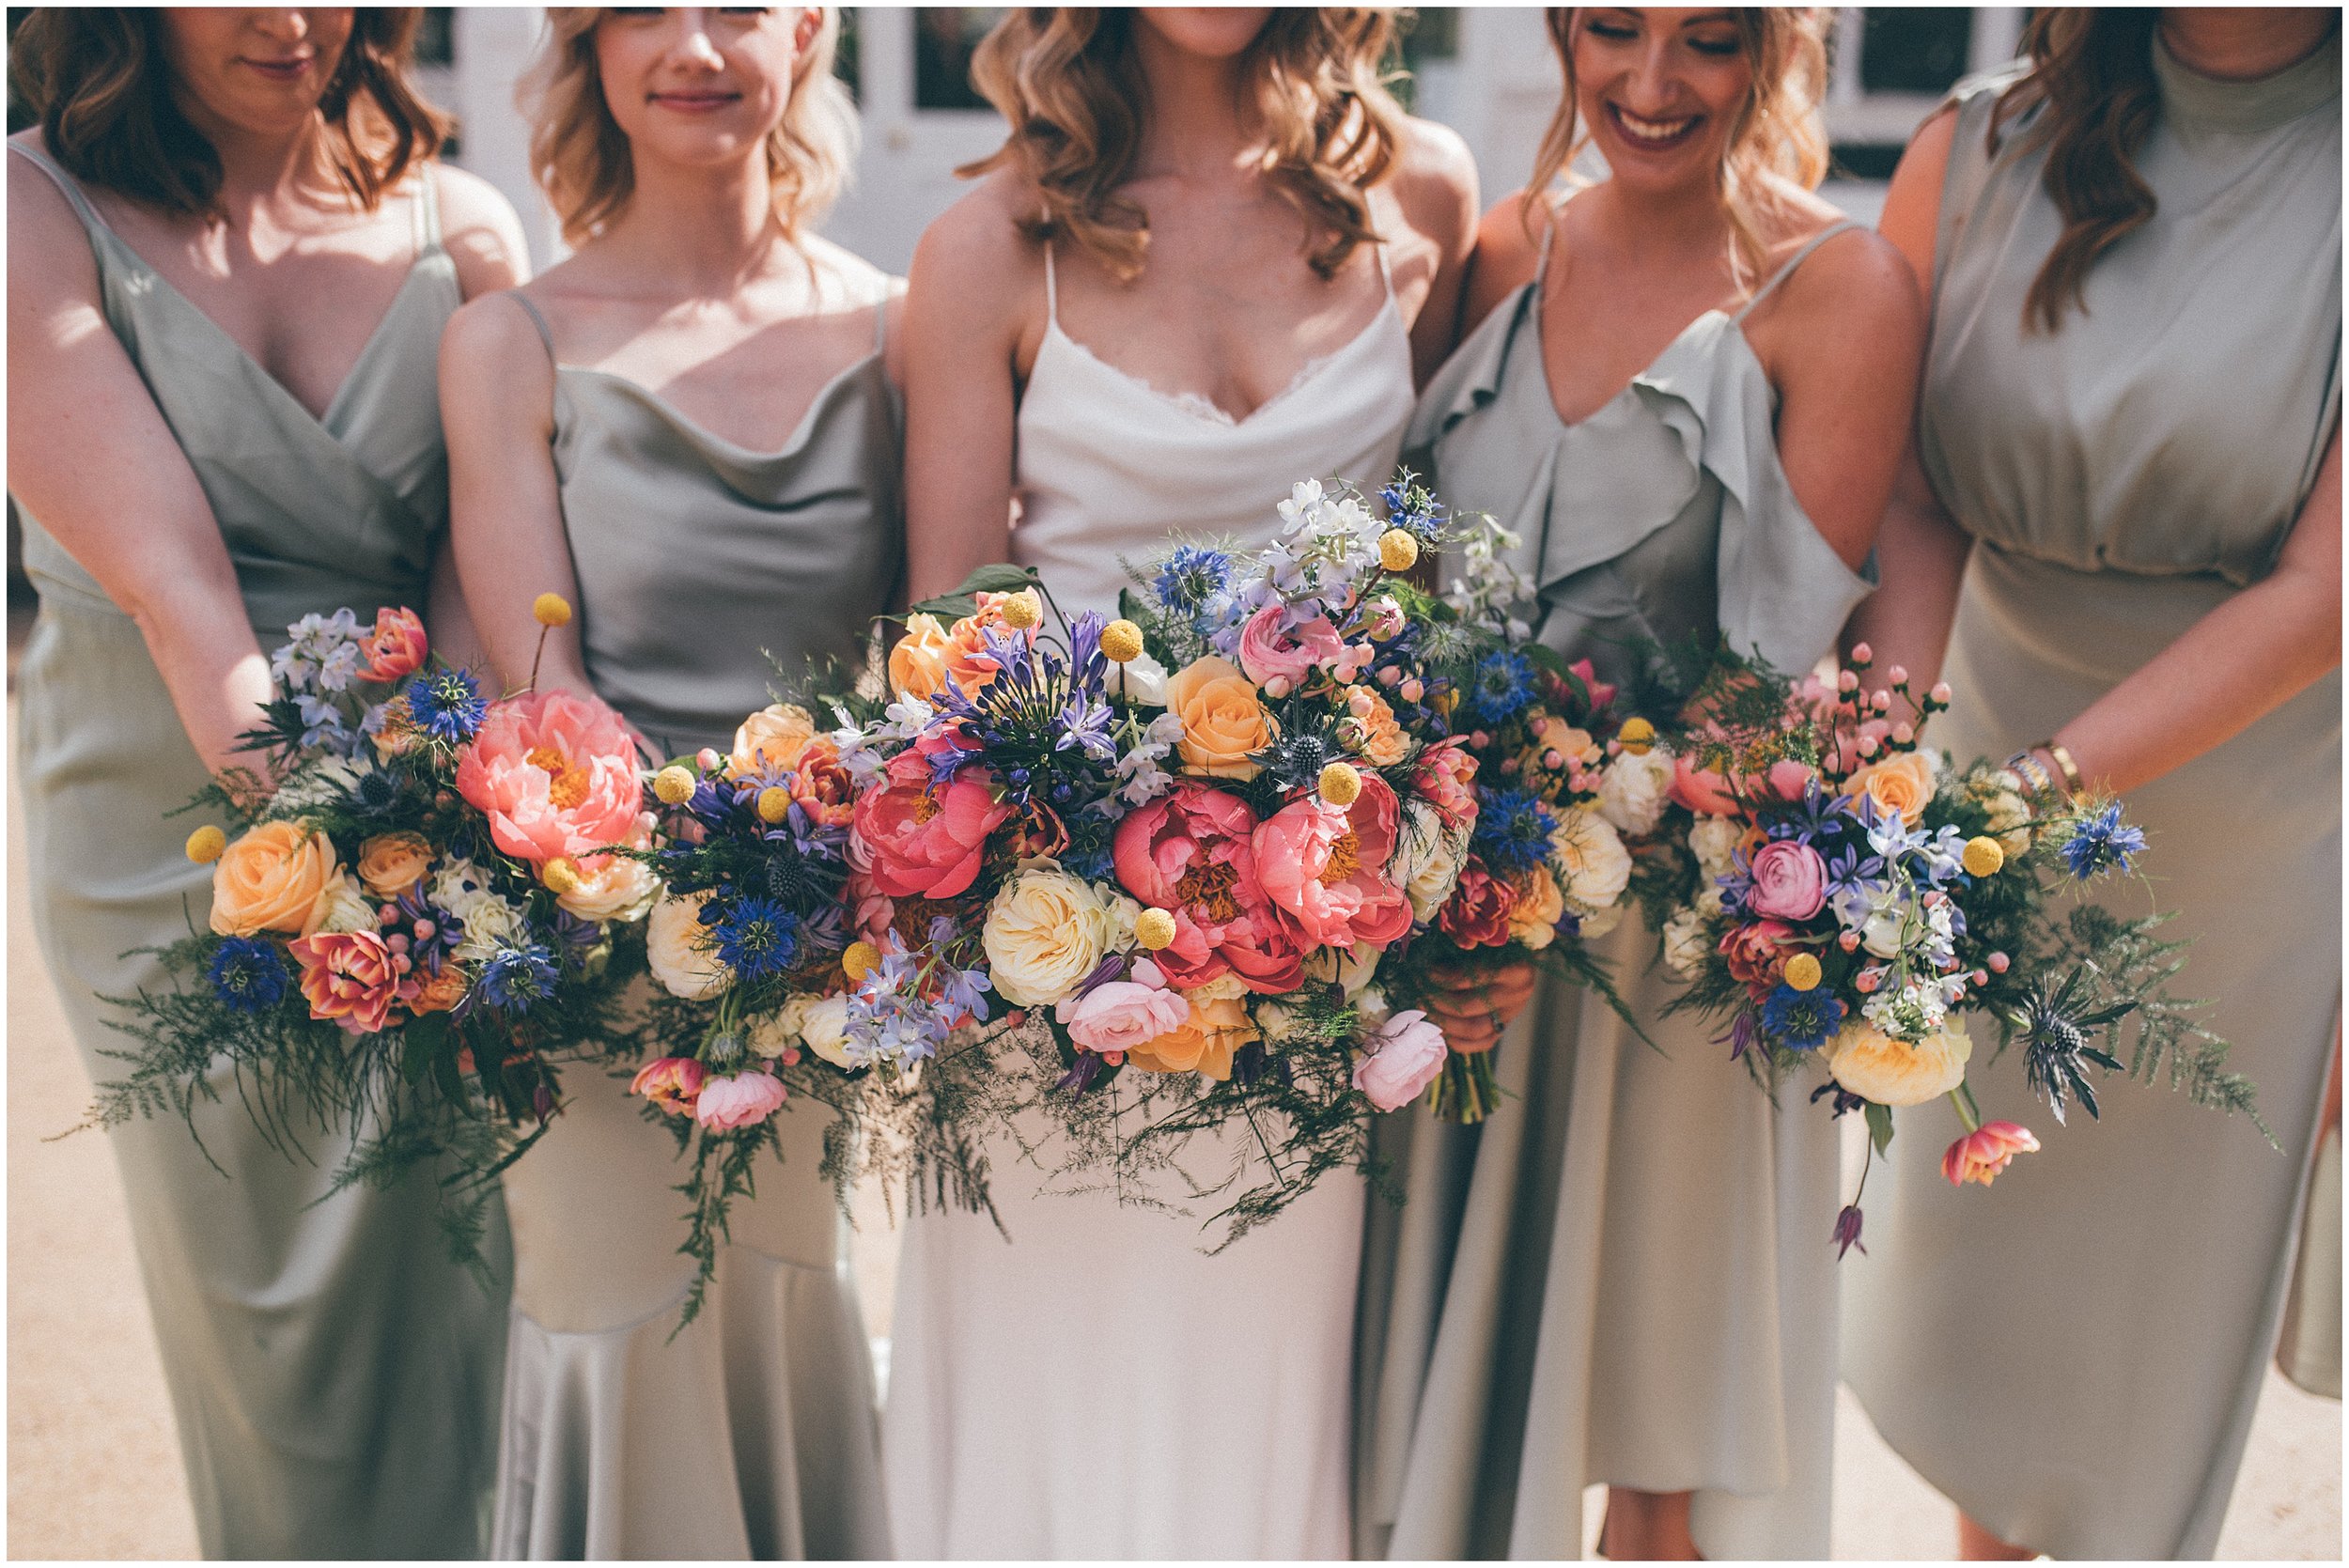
[1153,546,1233,613]
[712,896,800,982]
[209,938,289,1013]
[1467,650,1535,724]
[1470,785,1558,876]
[1761,982,1846,1052]
[2062,803,2147,879]
[478,942,559,1015]
[407,667,487,742]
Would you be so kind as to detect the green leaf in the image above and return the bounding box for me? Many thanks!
[906,563,1045,625]
[431,1033,469,1109]
[1864,1099,1895,1156]
[401,1014,448,1085]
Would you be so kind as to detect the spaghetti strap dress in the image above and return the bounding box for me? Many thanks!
[1842,36,2341,1560]
[881,240,1415,1559]
[1355,209,1877,1560]
[8,141,508,1559]
[487,291,900,1560]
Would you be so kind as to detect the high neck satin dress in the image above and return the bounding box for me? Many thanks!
[882,240,1416,1559]
[489,291,901,1560]
[9,142,508,1559]
[1843,35,2341,1560]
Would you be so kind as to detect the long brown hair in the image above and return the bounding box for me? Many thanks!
[1523,8,1831,289]
[1989,8,2164,333]
[8,8,445,219]
[959,8,1407,283]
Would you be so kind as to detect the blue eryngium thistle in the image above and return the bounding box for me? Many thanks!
[2061,802,2148,879]
[1470,785,1557,876]
[478,942,559,1015]
[713,896,800,983]
[210,937,289,1013]
[407,667,488,742]
[1467,649,1535,723]
[1761,982,1846,1051]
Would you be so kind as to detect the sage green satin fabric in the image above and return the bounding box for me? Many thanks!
[1843,36,2341,1560]
[1356,219,1875,1560]
[8,142,506,1559]
[490,292,898,1560]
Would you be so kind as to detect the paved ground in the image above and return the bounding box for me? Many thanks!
[8,612,2338,1560]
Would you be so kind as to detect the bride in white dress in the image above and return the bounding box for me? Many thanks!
[884,8,1477,1557]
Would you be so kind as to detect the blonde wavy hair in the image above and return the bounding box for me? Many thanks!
[960,8,1408,282]
[1525,8,1831,289]
[521,7,856,246]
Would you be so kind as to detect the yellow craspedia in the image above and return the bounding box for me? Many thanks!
[652,765,697,805]
[1318,760,1362,807]
[1782,952,1823,992]
[1134,908,1178,952]
[1100,618,1145,664]
[1378,528,1421,573]
[1618,716,1657,755]
[541,855,583,895]
[533,592,573,628]
[756,785,793,824]
[185,825,227,864]
[998,593,1042,631]
[842,940,881,982]
[1962,835,2007,878]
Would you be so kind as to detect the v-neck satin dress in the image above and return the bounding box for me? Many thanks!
[1355,211,1878,1561]
[1842,37,2341,1560]
[489,292,899,1561]
[8,141,508,1560]
[882,241,1415,1560]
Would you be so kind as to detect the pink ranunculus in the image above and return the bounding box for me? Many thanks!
[1942,1121,2040,1188]
[1112,783,1300,992]
[1413,738,1479,830]
[1055,958,1193,1053]
[456,689,649,868]
[1669,752,1742,816]
[1438,862,1517,949]
[1351,1009,1450,1111]
[693,1070,787,1131]
[1718,918,1797,989]
[851,748,1012,901]
[1236,603,1347,688]
[359,606,428,682]
[630,1056,708,1115]
[1746,839,1829,922]
[1254,772,1409,952]
[289,930,406,1033]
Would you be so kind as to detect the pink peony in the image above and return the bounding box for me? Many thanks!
[694,1070,787,1130]
[1413,739,1480,830]
[359,606,428,682]
[851,747,1012,901]
[289,930,407,1033]
[456,689,649,868]
[1942,1121,2040,1188]
[1253,773,1409,952]
[1236,604,1346,688]
[631,1056,708,1115]
[1054,958,1193,1053]
[1438,862,1517,948]
[1112,783,1302,993]
[1351,1009,1450,1111]
[1746,839,1829,922]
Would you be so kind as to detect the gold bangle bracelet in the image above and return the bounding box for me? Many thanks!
[2041,740,2085,798]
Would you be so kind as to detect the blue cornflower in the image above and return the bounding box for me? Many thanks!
[209,938,289,1013]
[1761,982,1846,1051]
[478,942,559,1015]
[712,896,800,982]
[1470,785,1558,876]
[2062,803,2147,879]
[407,667,487,742]
[1153,546,1234,612]
[1467,650,1535,723]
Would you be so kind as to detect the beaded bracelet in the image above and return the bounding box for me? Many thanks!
[2005,748,2056,799]
[2043,740,2085,798]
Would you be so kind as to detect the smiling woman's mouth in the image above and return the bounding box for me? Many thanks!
[1607,102,1703,151]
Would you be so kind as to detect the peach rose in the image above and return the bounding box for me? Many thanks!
[1506,866,1565,950]
[1341,684,1411,768]
[728,704,817,778]
[356,831,434,898]
[1128,991,1258,1081]
[1163,656,1270,780]
[1845,750,1937,825]
[888,613,957,703]
[288,929,405,1033]
[210,821,343,938]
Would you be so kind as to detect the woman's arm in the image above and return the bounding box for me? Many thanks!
[901,180,1037,603]
[1389,116,1482,387]
[6,156,273,780]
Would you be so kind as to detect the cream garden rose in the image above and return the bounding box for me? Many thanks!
[1661,906,1715,978]
[310,872,381,936]
[1688,815,1744,882]
[555,853,660,924]
[1551,806,1631,919]
[981,862,1139,1008]
[798,993,855,1068]
[1389,800,1466,922]
[648,889,734,1001]
[1596,746,1674,837]
[1822,1014,1973,1106]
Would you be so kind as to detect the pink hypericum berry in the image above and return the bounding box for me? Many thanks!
[1377,665,1403,688]
[1930,682,1952,704]
[1892,722,1915,745]
[1889,664,1908,685]
[1851,642,1874,664]
[1988,952,2011,973]
[1838,670,1859,693]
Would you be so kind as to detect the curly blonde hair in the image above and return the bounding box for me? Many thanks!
[1525,8,1831,289]
[521,7,856,246]
[960,8,1407,282]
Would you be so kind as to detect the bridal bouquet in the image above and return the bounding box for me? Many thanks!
[91,598,657,1266]
[1633,643,2263,1252]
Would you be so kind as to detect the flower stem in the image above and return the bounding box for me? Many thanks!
[1948,1081,1983,1133]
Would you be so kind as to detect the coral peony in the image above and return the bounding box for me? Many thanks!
[1438,862,1517,948]
[358,606,428,682]
[1254,772,1409,952]
[630,1056,708,1115]
[787,737,859,829]
[1112,783,1300,992]
[455,689,649,868]
[852,748,1012,900]
[1413,739,1479,829]
[1719,918,1797,988]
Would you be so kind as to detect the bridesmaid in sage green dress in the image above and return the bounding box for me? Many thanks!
[443,9,894,1557]
[1357,9,1922,1560]
[1843,8,2339,1560]
[6,9,528,1558]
